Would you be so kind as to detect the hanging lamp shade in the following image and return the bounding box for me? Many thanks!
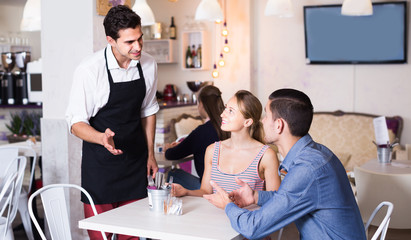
[264,0,293,18]
[341,0,373,16]
[195,0,224,22]
[132,0,156,26]
[20,0,41,31]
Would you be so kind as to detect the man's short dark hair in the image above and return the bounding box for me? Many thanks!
[103,5,141,41]
[269,88,314,137]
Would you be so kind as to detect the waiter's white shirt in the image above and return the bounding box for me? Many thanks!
[65,44,159,130]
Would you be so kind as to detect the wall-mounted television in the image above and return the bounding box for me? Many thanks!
[304,2,407,64]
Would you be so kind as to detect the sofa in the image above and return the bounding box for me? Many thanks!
[308,110,403,171]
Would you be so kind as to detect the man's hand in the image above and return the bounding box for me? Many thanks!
[102,128,123,155]
[147,155,158,178]
[203,180,232,209]
[229,178,256,208]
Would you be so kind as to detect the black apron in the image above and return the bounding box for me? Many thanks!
[81,48,148,204]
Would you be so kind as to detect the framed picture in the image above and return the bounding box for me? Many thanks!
[96,0,131,16]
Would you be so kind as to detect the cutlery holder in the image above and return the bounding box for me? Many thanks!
[147,187,170,213]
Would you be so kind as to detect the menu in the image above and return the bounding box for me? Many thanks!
[373,116,390,145]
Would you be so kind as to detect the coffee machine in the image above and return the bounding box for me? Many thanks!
[15,51,31,105]
[1,52,16,105]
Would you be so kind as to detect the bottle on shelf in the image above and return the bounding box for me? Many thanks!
[195,44,202,68]
[185,45,192,68]
[169,16,176,40]
[191,45,197,68]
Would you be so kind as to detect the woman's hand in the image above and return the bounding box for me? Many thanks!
[203,180,232,209]
[171,183,188,197]
[164,142,179,151]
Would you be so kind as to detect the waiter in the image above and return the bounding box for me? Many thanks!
[65,5,159,240]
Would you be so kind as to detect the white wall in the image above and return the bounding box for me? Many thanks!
[253,0,411,144]
[0,4,41,60]
[41,0,94,239]
[148,0,251,102]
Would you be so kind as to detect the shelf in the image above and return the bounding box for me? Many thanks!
[0,104,42,109]
[181,31,210,70]
[144,39,178,64]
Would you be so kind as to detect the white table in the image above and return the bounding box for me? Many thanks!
[155,152,193,170]
[0,140,41,158]
[79,196,242,240]
[355,159,411,229]
[358,159,411,174]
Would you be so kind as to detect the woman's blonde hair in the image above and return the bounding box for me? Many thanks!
[234,90,264,143]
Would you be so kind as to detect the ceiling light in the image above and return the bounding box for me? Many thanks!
[20,0,41,31]
[341,0,373,16]
[264,0,294,18]
[132,0,156,26]
[223,38,230,53]
[195,0,224,22]
[212,64,219,78]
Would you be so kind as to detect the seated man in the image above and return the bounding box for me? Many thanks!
[204,88,366,240]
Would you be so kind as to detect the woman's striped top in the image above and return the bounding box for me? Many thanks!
[210,141,268,193]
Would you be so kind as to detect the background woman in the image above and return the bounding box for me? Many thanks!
[172,90,281,196]
[165,85,230,190]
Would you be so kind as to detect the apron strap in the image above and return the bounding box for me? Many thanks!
[104,47,114,86]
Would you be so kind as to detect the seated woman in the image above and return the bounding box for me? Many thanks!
[172,90,281,197]
[165,85,230,190]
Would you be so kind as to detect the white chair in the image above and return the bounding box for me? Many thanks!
[364,201,394,240]
[28,183,107,240]
[354,166,410,229]
[0,172,18,239]
[0,146,36,240]
[0,156,27,240]
[170,114,203,174]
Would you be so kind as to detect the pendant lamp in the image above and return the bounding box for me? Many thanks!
[264,0,293,18]
[341,0,373,16]
[20,0,41,31]
[132,0,156,26]
[195,0,224,22]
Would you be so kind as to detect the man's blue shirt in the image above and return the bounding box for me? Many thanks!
[225,134,366,240]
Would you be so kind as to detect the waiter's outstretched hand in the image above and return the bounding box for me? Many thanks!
[103,128,123,155]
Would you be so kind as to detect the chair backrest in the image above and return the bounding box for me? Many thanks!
[0,156,27,239]
[0,148,19,180]
[0,146,37,193]
[171,114,203,140]
[364,201,394,240]
[354,166,410,229]
[28,184,107,240]
[0,172,18,239]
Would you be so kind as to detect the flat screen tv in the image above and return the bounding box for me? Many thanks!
[304,2,407,64]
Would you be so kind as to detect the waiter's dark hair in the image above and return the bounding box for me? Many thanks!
[103,5,141,41]
[268,88,314,137]
[198,85,230,141]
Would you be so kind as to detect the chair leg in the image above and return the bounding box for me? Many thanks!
[277,228,284,240]
[18,192,35,240]
[0,222,15,240]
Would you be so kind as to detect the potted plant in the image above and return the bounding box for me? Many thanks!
[6,110,42,143]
